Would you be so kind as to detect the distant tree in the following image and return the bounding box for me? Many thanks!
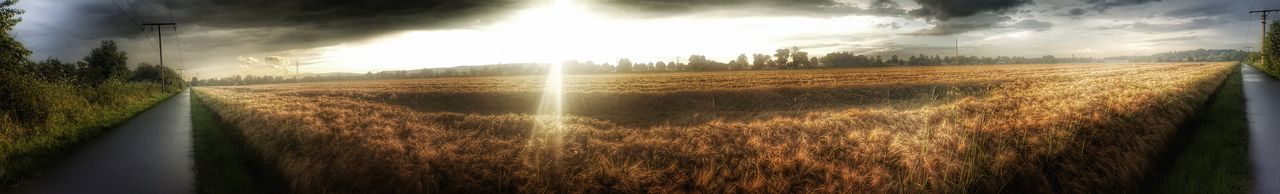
[734,54,749,70]
[132,63,159,82]
[655,62,667,71]
[617,58,633,73]
[774,48,791,69]
[131,63,184,88]
[34,57,77,81]
[821,52,851,67]
[687,55,708,71]
[887,55,901,65]
[82,40,131,85]
[1041,55,1057,64]
[752,53,770,70]
[791,50,811,68]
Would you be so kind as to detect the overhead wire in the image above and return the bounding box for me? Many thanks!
[111,0,169,69]
[109,0,140,27]
[123,0,143,21]
[164,0,187,75]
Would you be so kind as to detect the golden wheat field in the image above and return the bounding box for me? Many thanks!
[194,62,1233,193]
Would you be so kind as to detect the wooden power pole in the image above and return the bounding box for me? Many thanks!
[1250,9,1279,64]
[142,23,177,67]
[955,38,959,65]
[294,60,301,81]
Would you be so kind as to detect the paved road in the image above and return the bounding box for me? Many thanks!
[1245,66,1280,193]
[14,89,194,194]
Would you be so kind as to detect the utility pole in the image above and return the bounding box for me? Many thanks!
[294,60,301,81]
[1250,9,1278,64]
[955,38,960,65]
[141,23,177,67]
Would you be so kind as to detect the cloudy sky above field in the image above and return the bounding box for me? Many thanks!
[10,0,1280,77]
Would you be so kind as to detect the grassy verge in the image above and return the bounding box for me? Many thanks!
[191,91,285,194]
[1148,64,1250,193]
[1248,62,1280,79]
[0,80,181,187]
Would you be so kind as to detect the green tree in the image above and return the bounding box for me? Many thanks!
[791,50,810,68]
[1265,21,1280,70]
[687,55,707,71]
[752,53,770,70]
[35,58,77,82]
[774,48,791,69]
[734,54,748,70]
[82,40,131,85]
[1,0,29,70]
[617,58,633,73]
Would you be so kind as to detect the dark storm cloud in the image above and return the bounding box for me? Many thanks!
[55,0,531,52]
[1161,0,1247,20]
[1095,17,1222,32]
[1010,19,1053,31]
[176,0,522,30]
[591,0,906,17]
[906,0,1032,21]
[905,13,1013,36]
[1068,8,1086,16]
[1080,0,1162,13]
[904,0,1032,36]
[8,0,205,60]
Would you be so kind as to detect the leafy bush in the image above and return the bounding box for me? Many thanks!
[1259,21,1280,78]
[131,63,186,89]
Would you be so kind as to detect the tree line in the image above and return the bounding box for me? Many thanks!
[195,46,1107,86]
[1107,49,1251,63]
[195,49,1255,87]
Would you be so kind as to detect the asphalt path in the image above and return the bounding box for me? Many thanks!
[1244,66,1280,193]
[14,89,193,194]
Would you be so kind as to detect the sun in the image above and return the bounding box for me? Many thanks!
[489,0,609,63]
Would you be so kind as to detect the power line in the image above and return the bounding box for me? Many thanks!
[109,0,140,27]
[162,0,187,77]
[1249,9,1278,55]
[142,23,177,68]
[164,0,176,23]
[174,25,188,77]
[143,25,157,51]
[124,0,144,20]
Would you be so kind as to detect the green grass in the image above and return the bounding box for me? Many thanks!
[1148,64,1250,193]
[1249,62,1280,79]
[191,91,285,194]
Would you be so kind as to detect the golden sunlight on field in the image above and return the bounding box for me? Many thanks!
[193,63,1233,193]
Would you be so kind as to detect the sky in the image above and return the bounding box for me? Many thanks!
[10,0,1280,78]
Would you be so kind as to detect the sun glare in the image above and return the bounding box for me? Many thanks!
[308,0,888,72]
